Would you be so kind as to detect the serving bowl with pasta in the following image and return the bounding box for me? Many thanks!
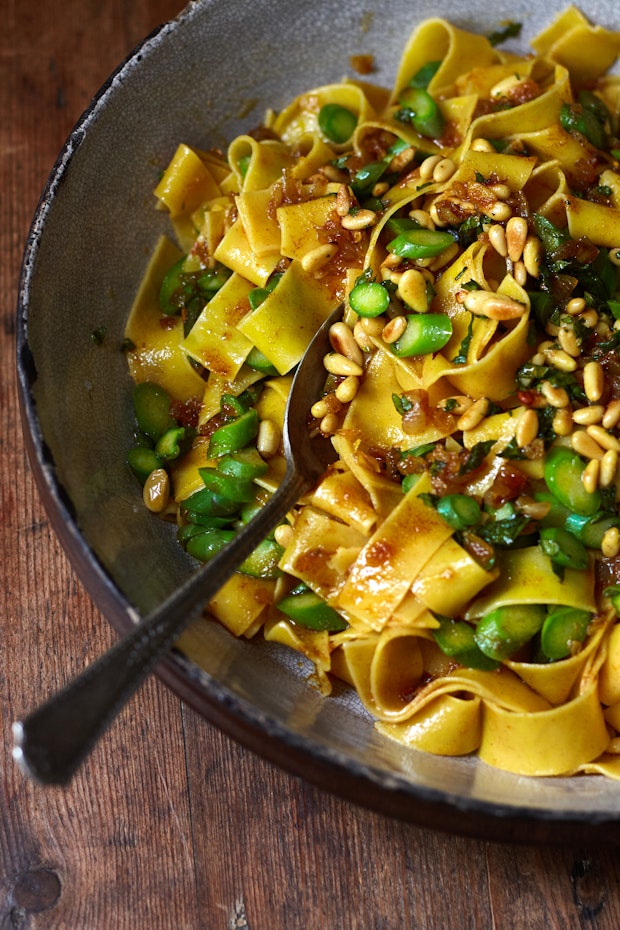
[17,0,620,843]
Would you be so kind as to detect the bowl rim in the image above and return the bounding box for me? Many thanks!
[14,0,620,846]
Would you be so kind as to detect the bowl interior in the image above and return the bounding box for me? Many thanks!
[17,0,620,841]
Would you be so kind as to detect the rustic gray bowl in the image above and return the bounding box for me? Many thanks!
[17,0,620,843]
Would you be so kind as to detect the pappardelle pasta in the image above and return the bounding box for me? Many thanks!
[125,6,620,778]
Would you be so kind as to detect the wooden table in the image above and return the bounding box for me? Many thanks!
[2,2,620,927]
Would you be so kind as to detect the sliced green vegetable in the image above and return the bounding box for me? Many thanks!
[351,161,389,199]
[433,616,500,670]
[277,583,348,631]
[349,279,391,317]
[155,426,186,462]
[208,408,259,458]
[409,60,442,88]
[436,494,482,530]
[133,382,176,441]
[543,446,602,516]
[198,468,257,503]
[397,86,445,138]
[539,526,589,570]
[565,512,620,549]
[318,103,358,143]
[387,228,455,260]
[245,346,278,375]
[185,528,236,562]
[539,606,592,660]
[181,486,240,519]
[474,604,546,660]
[560,101,607,150]
[217,447,269,481]
[240,538,284,578]
[390,313,453,357]
[127,446,163,483]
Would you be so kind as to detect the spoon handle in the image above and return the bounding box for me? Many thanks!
[13,469,308,785]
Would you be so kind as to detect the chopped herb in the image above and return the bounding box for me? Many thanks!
[459,440,495,474]
[486,21,522,47]
[91,326,107,345]
[452,314,474,365]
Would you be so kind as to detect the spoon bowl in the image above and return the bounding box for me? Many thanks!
[13,305,342,785]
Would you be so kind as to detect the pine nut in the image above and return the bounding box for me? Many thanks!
[516,408,539,447]
[463,289,525,320]
[274,523,294,547]
[542,347,577,372]
[513,260,528,287]
[335,375,360,404]
[470,138,495,152]
[586,424,620,452]
[336,183,352,216]
[582,458,600,493]
[388,145,415,173]
[341,209,377,231]
[257,419,281,458]
[408,209,435,230]
[490,183,511,201]
[603,399,620,429]
[143,468,170,513]
[382,316,407,343]
[329,322,364,366]
[457,397,489,431]
[360,316,385,335]
[580,309,599,328]
[397,268,429,312]
[557,326,581,358]
[583,361,604,402]
[505,216,528,262]
[609,247,620,268]
[602,526,620,557]
[419,154,443,180]
[540,380,570,408]
[600,449,619,488]
[301,242,338,273]
[320,412,340,434]
[488,224,508,257]
[432,157,457,184]
[572,405,605,425]
[483,201,512,222]
[571,429,605,460]
[372,181,390,197]
[323,352,364,377]
[566,297,586,315]
[311,397,330,418]
[522,235,542,278]
[552,407,574,436]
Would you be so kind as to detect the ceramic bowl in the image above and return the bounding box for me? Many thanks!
[17,0,620,843]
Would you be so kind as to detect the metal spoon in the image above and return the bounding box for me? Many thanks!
[13,305,342,785]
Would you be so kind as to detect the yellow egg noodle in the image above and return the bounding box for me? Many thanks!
[125,7,620,778]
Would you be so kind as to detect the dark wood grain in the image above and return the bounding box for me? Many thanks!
[2,2,620,928]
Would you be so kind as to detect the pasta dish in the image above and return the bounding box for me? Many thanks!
[124,6,620,777]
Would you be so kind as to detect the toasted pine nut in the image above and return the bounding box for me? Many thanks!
[572,405,605,425]
[462,289,525,320]
[329,322,364,366]
[488,224,508,257]
[143,468,170,513]
[483,201,512,222]
[586,424,620,453]
[301,242,338,273]
[580,309,599,328]
[397,268,429,312]
[513,260,528,287]
[490,183,512,201]
[602,526,620,557]
[470,137,495,152]
[603,399,620,430]
[516,408,539,447]
[437,395,473,415]
[566,296,586,315]
[321,164,348,183]
[320,412,340,434]
[540,380,570,408]
[323,352,363,377]
[552,407,574,436]
[432,157,456,184]
[274,523,294,547]
[408,208,435,230]
[572,429,605,461]
[335,184,352,217]
[609,247,620,268]
[522,235,542,278]
[505,216,528,263]
[311,397,330,418]
[582,458,600,494]
[382,316,407,344]
[341,209,377,231]
[542,347,577,372]
[419,154,443,180]
[372,181,390,197]
[335,375,360,404]
[388,145,415,173]
[557,326,581,358]
[457,397,489,431]
[583,360,604,402]
[359,316,385,335]
[600,449,619,488]
[257,419,281,458]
